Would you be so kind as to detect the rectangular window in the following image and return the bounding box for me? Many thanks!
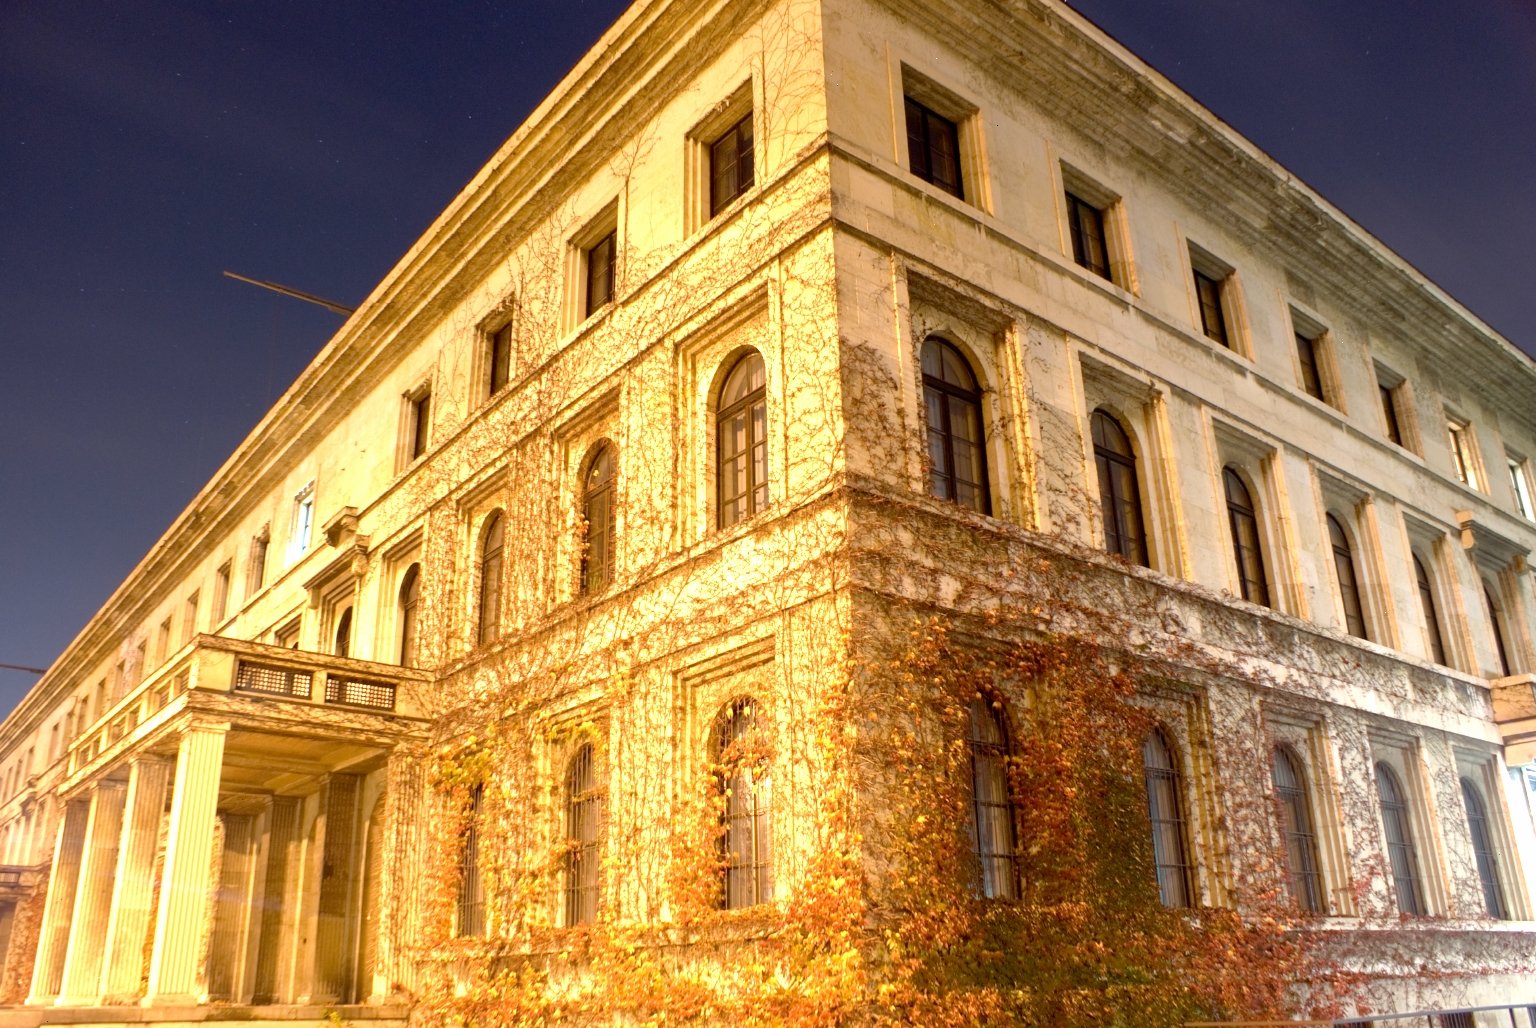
[184,591,199,642]
[407,388,432,462]
[248,529,269,595]
[904,96,962,199]
[1295,332,1324,401]
[487,322,513,397]
[1375,368,1409,448]
[584,231,616,318]
[709,112,754,217]
[213,561,232,624]
[1065,191,1110,280]
[1447,418,1480,490]
[292,483,315,559]
[156,617,171,664]
[1509,454,1535,519]
[1193,268,1228,347]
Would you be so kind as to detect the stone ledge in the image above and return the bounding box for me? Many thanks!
[0,1005,410,1028]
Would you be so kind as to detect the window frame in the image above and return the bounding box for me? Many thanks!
[247,527,269,597]
[212,560,232,626]
[1459,776,1508,920]
[290,482,315,562]
[476,512,506,647]
[904,95,962,199]
[898,66,984,209]
[1508,453,1536,520]
[1222,466,1271,608]
[398,563,421,667]
[1059,165,1136,293]
[1187,244,1244,354]
[580,442,617,594]
[712,697,772,909]
[1142,727,1196,908]
[920,336,991,516]
[715,351,769,530]
[486,320,514,399]
[1446,415,1482,491]
[1374,365,1420,454]
[708,111,755,218]
[967,693,1020,900]
[1272,745,1326,914]
[457,783,486,937]
[1090,409,1149,566]
[1374,761,1426,916]
[562,741,602,926]
[404,385,432,465]
[1325,513,1369,640]
[1412,552,1448,667]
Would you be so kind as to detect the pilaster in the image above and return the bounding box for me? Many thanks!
[99,757,172,1002]
[26,798,88,1004]
[55,781,127,1005]
[144,723,228,1005]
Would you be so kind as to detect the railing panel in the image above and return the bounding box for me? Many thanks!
[234,661,313,700]
[324,676,396,711]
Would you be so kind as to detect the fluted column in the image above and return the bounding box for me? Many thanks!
[56,781,128,1005]
[99,757,172,1002]
[145,723,227,1005]
[26,799,89,1004]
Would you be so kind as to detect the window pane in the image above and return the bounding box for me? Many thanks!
[1272,747,1324,913]
[1296,332,1324,400]
[1375,764,1424,915]
[1143,730,1193,908]
[1460,778,1506,919]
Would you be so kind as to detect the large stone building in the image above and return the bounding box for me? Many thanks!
[2,0,1535,1023]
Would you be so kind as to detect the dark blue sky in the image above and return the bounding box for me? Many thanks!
[2,0,1534,716]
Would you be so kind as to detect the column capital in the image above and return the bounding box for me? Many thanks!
[181,718,232,737]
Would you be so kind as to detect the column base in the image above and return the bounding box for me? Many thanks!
[141,992,206,1007]
[54,992,103,1007]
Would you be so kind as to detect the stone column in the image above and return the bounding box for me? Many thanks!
[144,724,227,1005]
[26,799,88,1004]
[55,781,128,1005]
[99,757,172,1002]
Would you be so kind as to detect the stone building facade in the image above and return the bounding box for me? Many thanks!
[1,0,1535,1022]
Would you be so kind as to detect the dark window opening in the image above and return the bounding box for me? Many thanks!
[921,337,990,515]
[1143,728,1194,908]
[1066,192,1110,280]
[1375,763,1424,915]
[967,695,1020,900]
[716,352,768,528]
[1460,778,1507,919]
[1414,555,1447,666]
[1223,468,1270,608]
[585,231,616,318]
[1272,746,1324,913]
[1091,410,1148,566]
[1326,514,1368,639]
[477,514,505,646]
[904,96,962,199]
[1193,268,1229,347]
[709,112,755,216]
[581,444,616,593]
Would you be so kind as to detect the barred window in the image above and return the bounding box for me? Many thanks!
[477,513,505,646]
[457,784,485,936]
[1223,468,1270,608]
[1375,762,1424,915]
[713,698,771,908]
[1091,410,1148,566]
[922,337,989,515]
[1143,728,1194,908]
[1326,514,1368,639]
[581,444,616,594]
[967,694,1019,900]
[563,743,602,926]
[1460,778,1507,919]
[716,352,768,529]
[398,564,421,667]
[1272,746,1324,913]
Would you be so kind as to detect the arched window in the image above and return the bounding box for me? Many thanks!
[1375,763,1424,915]
[1326,514,1368,639]
[477,513,505,646]
[1413,554,1447,666]
[1142,728,1194,908]
[967,694,1020,899]
[398,564,421,667]
[581,444,616,594]
[457,784,485,936]
[564,743,602,926]
[1272,746,1324,913]
[921,337,990,515]
[1484,581,1512,677]
[1223,467,1270,607]
[717,353,768,529]
[1460,778,1507,919]
[1091,409,1148,566]
[333,607,352,658]
[712,698,771,908]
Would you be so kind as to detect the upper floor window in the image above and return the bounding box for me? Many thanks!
[581,444,616,594]
[1484,580,1512,677]
[333,607,352,658]
[291,483,315,560]
[1143,728,1194,908]
[1223,467,1270,608]
[1188,246,1239,351]
[1091,410,1148,566]
[155,617,172,665]
[967,694,1019,900]
[1272,746,1324,914]
[921,337,989,515]
[1374,762,1424,915]
[1413,554,1448,666]
[563,742,602,926]
[709,112,754,217]
[213,561,232,625]
[717,352,768,529]
[407,387,432,463]
[1065,191,1110,281]
[584,230,616,319]
[1325,514,1368,640]
[713,697,771,909]
[904,96,962,199]
[1459,778,1507,919]
[1446,417,1481,490]
[184,590,200,641]
[248,527,269,596]
[1379,383,1404,446]
[457,783,485,936]
[1508,454,1536,520]
[487,321,513,398]
[398,564,421,667]
[477,513,505,646]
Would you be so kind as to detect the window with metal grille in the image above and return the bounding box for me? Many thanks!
[581,444,616,594]
[1066,192,1110,280]
[563,743,602,926]
[921,337,989,515]
[904,96,962,198]
[1326,514,1368,639]
[398,564,420,667]
[1272,746,1324,913]
[477,513,505,646]
[1374,762,1424,915]
[713,698,771,909]
[324,676,394,711]
[1091,410,1148,566]
[1223,468,1270,607]
[1192,267,1229,347]
[1414,554,1447,666]
[584,231,615,318]
[716,352,768,528]
[457,784,485,936]
[1143,728,1194,908]
[1460,777,1507,919]
[234,661,312,699]
[709,112,754,217]
[967,694,1019,900]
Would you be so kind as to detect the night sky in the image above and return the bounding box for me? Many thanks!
[2,0,1534,718]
